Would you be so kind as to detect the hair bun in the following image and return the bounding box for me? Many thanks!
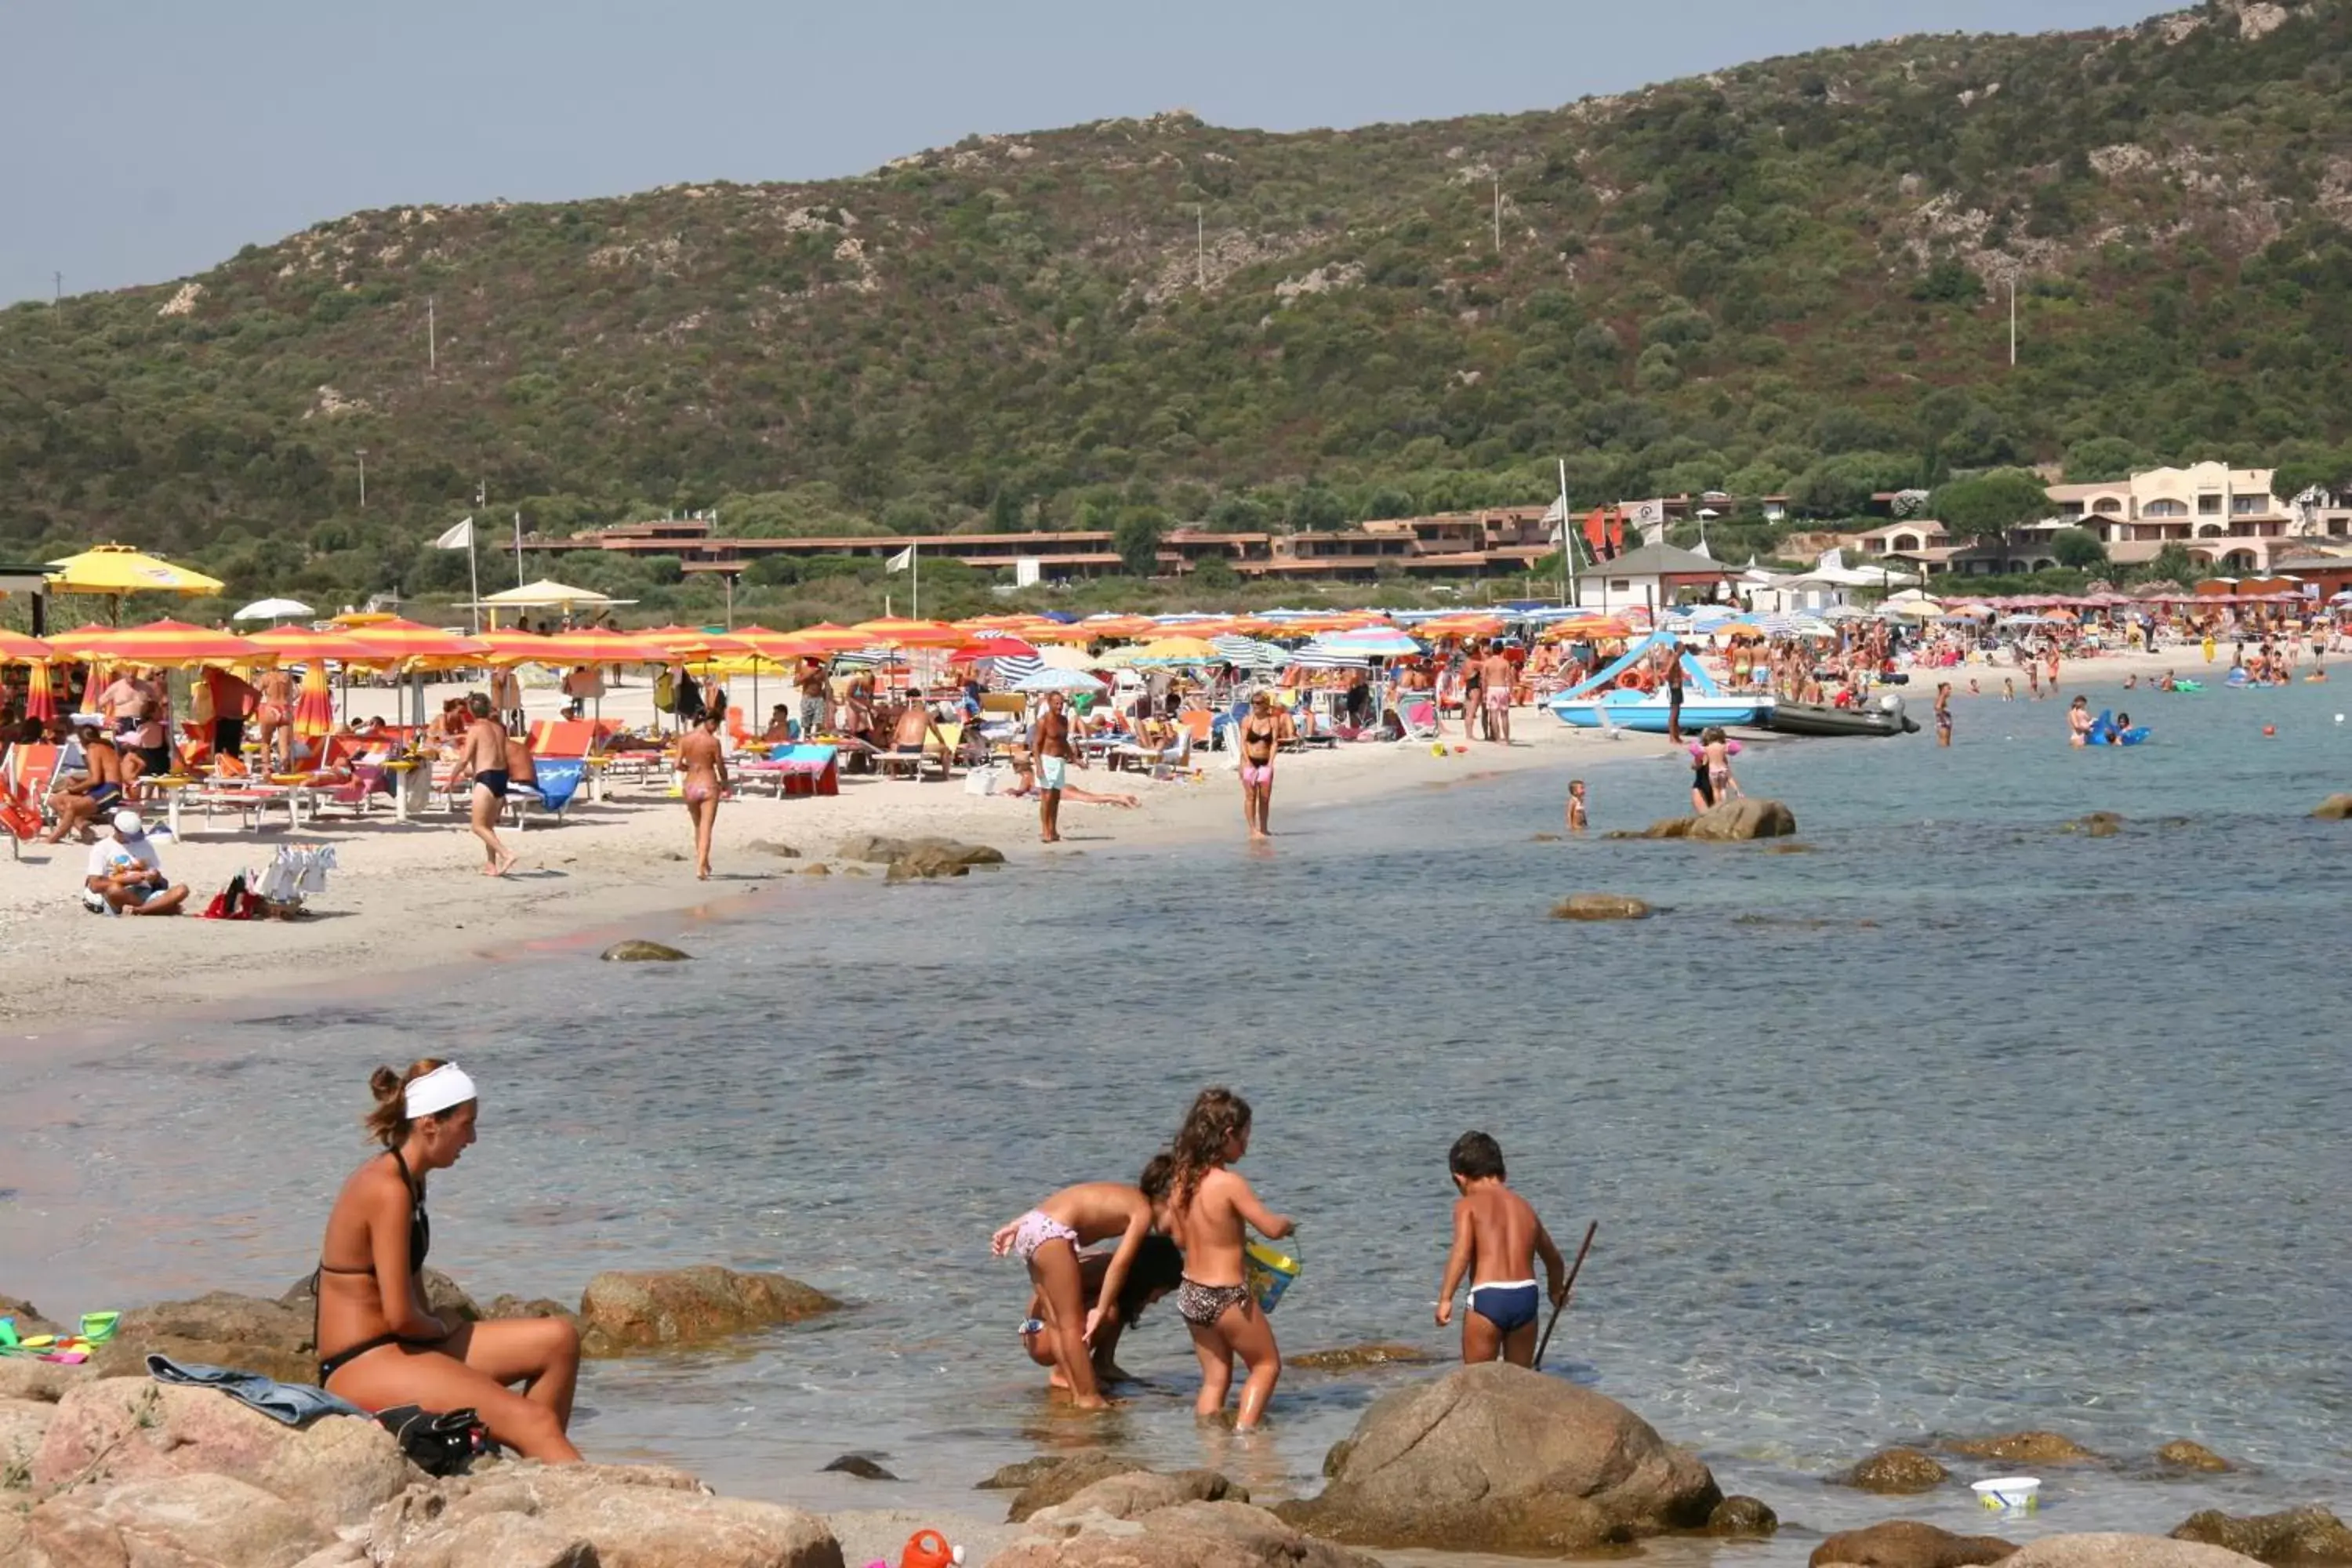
[368,1065,401,1102]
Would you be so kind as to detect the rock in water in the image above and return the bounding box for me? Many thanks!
[1551,893,1653,920]
[1945,1429,2099,1464]
[2012,1535,2274,1568]
[1289,1343,1441,1370]
[2172,1508,2352,1565]
[577,1265,839,1352]
[992,1500,1382,1568]
[601,939,691,962]
[2154,1440,2233,1472]
[1709,1496,1780,1536]
[1834,1447,1951,1494]
[1028,1469,1245,1526]
[1811,1519,2020,1568]
[2068,811,2125,837]
[1276,1363,1721,1553]
[822,1454,899,1481]
[1004,1453,1154,1521]
[1687,798,1798,840]
[2311,793,2352,820]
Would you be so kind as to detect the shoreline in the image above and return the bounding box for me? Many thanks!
[0,712,1679,1033]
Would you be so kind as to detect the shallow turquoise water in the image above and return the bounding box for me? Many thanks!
[3,677,2347,1550]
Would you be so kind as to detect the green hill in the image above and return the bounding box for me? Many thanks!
[7,0,2352,613]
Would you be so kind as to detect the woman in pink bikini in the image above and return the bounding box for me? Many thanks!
[677,711,728,880]
[1238,691,1279,840]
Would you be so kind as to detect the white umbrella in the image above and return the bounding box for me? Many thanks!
[1011,666,1109,693]
[231,597,314,622]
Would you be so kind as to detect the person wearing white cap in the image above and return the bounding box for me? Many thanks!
[81,810,189,916]
[312,1059,582,1462]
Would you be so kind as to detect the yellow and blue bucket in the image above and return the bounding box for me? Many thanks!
[1242,1240,1301,1313]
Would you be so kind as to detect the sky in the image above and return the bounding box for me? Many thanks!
[4,0,2161,305]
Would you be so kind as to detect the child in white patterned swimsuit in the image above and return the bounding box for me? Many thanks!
[990,1163,1167,1410]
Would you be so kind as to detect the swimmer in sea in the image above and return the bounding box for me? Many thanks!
[2110,711,2132,743]
[1565,779,1588,834]
[1934,681,1953,748]
[2002,677,2016,702]
[2067,694,2093,746]
[1968,678,1981,696]
[1434,1131,1567,1367]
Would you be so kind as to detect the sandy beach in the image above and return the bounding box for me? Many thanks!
[0,682,1686,1029]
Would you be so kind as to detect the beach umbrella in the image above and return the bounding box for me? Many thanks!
[241,626,379,665]
[1073,615,1160,641]
[46,544,225,598]
[983,654,1046,687]
[477,579,620,616]
[949,636,1042,662]
[1287,643,1372,670]
[1011,666,1109,694]
[1315,627,1424,658]
[341,619,488,662]
[64,619,262,666]
[1014,620,1097,644]
[543,627,665,665]
[292,660,336,739]
[789,621,884,652]
[1210,633,1284,670]
[24,659,57,721]
[475,630,561,664]
[850,617,964,648]
[1033,644,1098,670]
[0,630,53,662]
[1128,635,1222,666]
[230,597,314,623]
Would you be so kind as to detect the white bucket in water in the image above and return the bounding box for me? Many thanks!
[1972,1477,2042,1511]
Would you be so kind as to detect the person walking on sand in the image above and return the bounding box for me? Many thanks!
[678,710,728,880]
[1029,690,1075,844]
[1435,1131,1566,1367]
[1166,1087,1292,1431]
[448,694,517,876]
[1238,691,1280,840]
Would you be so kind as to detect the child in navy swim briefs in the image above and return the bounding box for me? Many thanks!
[1434,1131,1568,1367]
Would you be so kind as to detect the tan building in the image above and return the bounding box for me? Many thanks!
[2045,462,2295,572]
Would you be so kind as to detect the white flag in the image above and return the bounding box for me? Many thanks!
[1539,495,1569,546]
[434,517,475,550]
[884,544,914,573]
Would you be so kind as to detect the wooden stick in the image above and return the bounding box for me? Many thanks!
[1531,1221,1598,1372]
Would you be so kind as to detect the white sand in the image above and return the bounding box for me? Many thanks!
[0,683,1675,1028]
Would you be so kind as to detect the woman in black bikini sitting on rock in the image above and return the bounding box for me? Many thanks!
[313,1058,583,1461]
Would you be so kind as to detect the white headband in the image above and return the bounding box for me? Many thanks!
[403,1064,477,1120]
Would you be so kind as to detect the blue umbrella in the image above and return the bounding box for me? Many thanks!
[1011,666,1109,693]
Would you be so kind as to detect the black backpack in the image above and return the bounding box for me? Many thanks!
[375,1404,497,1476]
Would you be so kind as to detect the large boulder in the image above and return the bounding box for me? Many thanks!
[30,1377,419,1530]
[602,939,691,962]
[1,1397,56,1482]
[837,834,1006,872]
[1,1293,62,1338]
[87,1289,317,1385]
[2155,1440,2233,1472]
[2011,1535,2272,1568]
[1551,893,1653,920]
[281,1268,482,1327]
[0,1510,47,1568]
[383,1510,597,1568]
[1834,1446,1951,1494]
[993,1499,1382,1568]
[2172,1508,2352,1565]
[29,1472,332,1568]
[1029,1469,1244,1528]
[1688,798,1799,840]
[0,1359,88,1403]
[1945,1429,2100,1464]
[363,1461,841,1568]
[577,1265,839,1354]
[2309,793,2352,820]
[1276,1363,1720,1553]
[1811,1519,2020,1568]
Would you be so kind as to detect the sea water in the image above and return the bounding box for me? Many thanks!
[3,678,2347,1555]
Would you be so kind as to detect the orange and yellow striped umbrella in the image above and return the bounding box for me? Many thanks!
[848,617,964,648]
[543,628,666,666]
[341,618,488,663]
[782,622,876,652]
[0,630,52,662]
[292,660,336,738]
[53,619,261,666]
[475,630,561,665]
[1073,615,1159,640]
[24,659,57,720]
[241,626,380,665]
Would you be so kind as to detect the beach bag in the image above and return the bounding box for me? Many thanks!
[652,670,676,713]
[374,1404,495,1476]
[962,765,1001,797]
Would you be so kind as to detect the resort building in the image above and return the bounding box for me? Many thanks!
[2043,463,2297,572]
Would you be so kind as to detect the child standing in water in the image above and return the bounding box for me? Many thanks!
[1565,779,1589,834]
[991,1163,1167,1410]
[1934,682,1953,748]
[1435,1131,1566,1366]
[1166,1087,1293,1430]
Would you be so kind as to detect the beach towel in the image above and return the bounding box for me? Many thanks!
[147,1353,369,1425]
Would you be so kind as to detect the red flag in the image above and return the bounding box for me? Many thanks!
[1581,507,1608,557]
[1607,510,1625,557]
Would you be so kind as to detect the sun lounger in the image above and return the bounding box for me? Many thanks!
[735,743,840,797]
[875,722,960,782]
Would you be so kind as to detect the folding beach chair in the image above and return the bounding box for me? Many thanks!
[737,743,840,797]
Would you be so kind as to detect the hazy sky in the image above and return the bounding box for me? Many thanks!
[6,0,2158,304]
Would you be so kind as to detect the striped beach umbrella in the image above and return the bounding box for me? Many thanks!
[849,617,964,648]
[1128,635,1221,666]
[60,619,262,666]
[292,660,336,738]
[24,659,57,720]
[985,654,1046,687]
[949,635,1041,662]
[1287,642,1373,670]
[543,627,664,666]
[1210,633,1284,670]
[1316,626,1423,659]
[0,630,53,662]
[474,630,561,664]
[341,618,488,663]
[242,626,379,665]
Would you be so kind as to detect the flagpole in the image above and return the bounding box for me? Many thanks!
[1559,459,1574,608]
[467,530,481,635]
[513,510,524,590]
[911,540,920,620]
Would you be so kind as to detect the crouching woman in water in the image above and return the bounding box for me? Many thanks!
[314,1060,583,1461]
